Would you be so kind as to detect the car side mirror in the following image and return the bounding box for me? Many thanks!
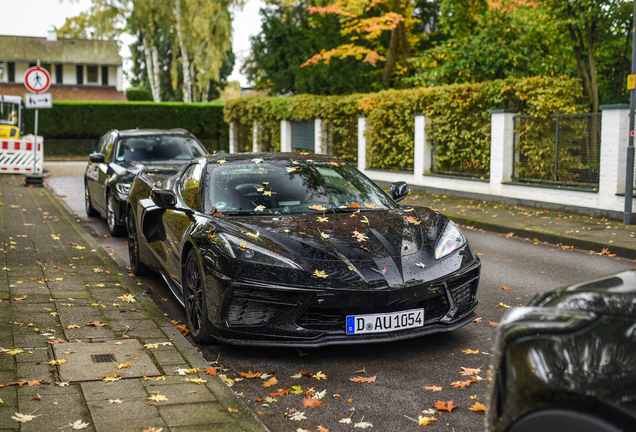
[89,153,105,163]
[152,189,177,209]
[389,181,409,202]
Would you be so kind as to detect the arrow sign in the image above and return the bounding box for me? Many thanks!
[24,93,53,109]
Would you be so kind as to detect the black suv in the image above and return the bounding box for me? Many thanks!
[84,129,208,236]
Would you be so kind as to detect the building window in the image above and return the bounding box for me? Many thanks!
[29,62,36,68]
[76,65,83,85]
[87,65,98,84]
[8,63,15,83]
[101,66,109,86]
[0,63,3,81]
[56,65,63,84]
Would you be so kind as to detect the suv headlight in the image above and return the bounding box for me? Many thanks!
[218,233,301,269]
[435,220,465,259]
[115,183,131,196]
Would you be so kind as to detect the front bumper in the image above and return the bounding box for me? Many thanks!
[210,258,480,347]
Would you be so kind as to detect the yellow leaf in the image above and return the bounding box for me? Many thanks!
[148,394,168,402]
[102,373,121,383]
[468,402,487,412]
[262,376,278,387]
[317,216,328,222]
[308,204,326,211]
[217,159,227,164]
[418,415,437,425]
[313,270,328,278]
[48,359,68,365]
[461,349,479,354]
[115,363,132,370]
[312,371,327,380]
[186,377,207,385]
[117,294,136,303]
[246,231,260,240]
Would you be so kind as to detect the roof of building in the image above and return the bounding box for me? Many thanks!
[0,83,127,102]
[0,35,121,66]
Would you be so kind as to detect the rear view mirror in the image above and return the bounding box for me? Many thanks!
[389,181,410,202]
[151,189,177,209]
[89,153,105,163]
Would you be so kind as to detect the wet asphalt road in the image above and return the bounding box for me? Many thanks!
[46,162,635,432]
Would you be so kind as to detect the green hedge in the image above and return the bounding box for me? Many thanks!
[224,76,585,172]
[24,101,228,154]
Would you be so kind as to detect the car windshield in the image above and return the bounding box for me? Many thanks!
[115,135,206,163]
[204,159,395,214]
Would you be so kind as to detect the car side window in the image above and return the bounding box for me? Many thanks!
[103,135,115,162]
[179,164,203,211]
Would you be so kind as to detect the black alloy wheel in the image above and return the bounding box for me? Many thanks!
[85,183,99,217]
[127,208,149,276]
[184,249,214,344]
[107,193,125,237]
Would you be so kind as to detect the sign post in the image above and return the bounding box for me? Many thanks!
[23,60,51,186]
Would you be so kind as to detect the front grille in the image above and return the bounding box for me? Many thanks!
[449,268,479,314]
[227,298,284,326]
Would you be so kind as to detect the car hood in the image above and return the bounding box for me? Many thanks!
[530,270,636,317]
[205,208,473,288]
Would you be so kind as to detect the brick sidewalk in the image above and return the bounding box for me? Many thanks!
[0,175,267,432]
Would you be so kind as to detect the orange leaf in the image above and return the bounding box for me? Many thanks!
[472,317,482,323]
[434,400,458,413]
[317,424,330,432]
[461,349,479,354]
[308,205,327,211]
[268,388,290,398]
[349,375,376,383]
[303,397,324,407]
[299,369,313,377]
[501,285,516,291]
[452,377,477,388]
[85,321,105,327]
[489,321,499,327]
[347,202,360,208]
[459,367,481,376]
[469,402,487,412]
[175,323,190,335]
[255,398,263,402]
[262,376,278,387]
[205,367,217,376]
[362,203,379,209]
[423,385,442,392]
[237,370,263,379]
[405,216,421,225]
[50,337,66,344]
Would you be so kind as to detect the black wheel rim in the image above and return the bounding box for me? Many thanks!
[127,212,139,268]
[107,196,116,232]
[185,256,203,333]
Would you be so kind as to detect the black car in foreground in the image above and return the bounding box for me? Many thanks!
[126,152,481,346]
[487,271,636,432]
[85,128,208,236]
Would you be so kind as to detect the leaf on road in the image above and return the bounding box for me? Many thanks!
[489,321,499,327]
[303,397,323,407]
[148,394,168,402]
[85,321,106,327]
[263,376,278,388]
[415,262,426,268]
[108,399,123,404]
[290,385,303,394]
[320,232,330,239]
[354,420,374,429]
[102,373,121,383]
[452,377,477,388]
[237,370,263,378]
[434,400,458,413]
[468,402,487,412]
[268,388,290,398]
[64,324,80,329]
[285,409,307,421]
[418,416,437,425]
[205,367,217,376]
[313,270,329,278]
[12,413,39,423]
[69,420,90,430]
[423,385,442,392]
[48,359,68,365]
[115,363,131,370]
[221,375,235,386]
[472,317,482,322]
[317,424,330,432]
[498,302,511,309]
[5,349,26,355]
[312,371,327,380]
[352,230,368,242]
[186,377,207,385]
[461,349,479,354]
[460,367,481,376]
[500,285,516,291]
[117,294,136,303]
[350,375,376,383]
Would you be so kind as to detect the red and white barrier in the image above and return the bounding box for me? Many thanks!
[0,137,43,174]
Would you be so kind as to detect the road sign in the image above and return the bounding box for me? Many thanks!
[24,93,52,109]
[24,66,51,94]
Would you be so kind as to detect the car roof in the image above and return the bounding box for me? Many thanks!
[205,152,343,164]
[116,128,194,138]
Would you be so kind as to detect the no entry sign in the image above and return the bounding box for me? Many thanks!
[24,67,51,94]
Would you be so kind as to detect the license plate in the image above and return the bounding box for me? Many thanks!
[346,308,424,335]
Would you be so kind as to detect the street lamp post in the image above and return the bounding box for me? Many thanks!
[625,1,636,225]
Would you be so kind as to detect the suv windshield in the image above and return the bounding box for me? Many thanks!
[115,135,206,163]
[205,159,395,214]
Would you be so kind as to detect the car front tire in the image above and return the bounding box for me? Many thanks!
[127,208,149,276]
[184,249,214,344]
[85,182,99,217]
[107,193,125,237]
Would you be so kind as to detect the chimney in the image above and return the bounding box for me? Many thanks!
[47,26,57,42]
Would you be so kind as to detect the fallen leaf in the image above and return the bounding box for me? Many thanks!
[320,232,330,239]
[263,376,278,387]
[418,416,437,425]
[317,216,328,222]
[85,321,105,327]
[405,216,421,225]
[461,349,479,354]
[498,302,511,309]
[460,367,481,376]
[217,159,226,164]
[254,205,266,212]
[501,285,516,291]
[303,397,324,407]
[186,378,207,385]
[469,402,487,412]
[452,377,477,388]
[415,262,426,268]
[423,385,442,392]
[317,424,330,432]
[313,269,328,278]
[69,420,90,430]
[228,407,239,413]
[268,388,290,398]
[221,375,235,386]
[351,230,368,242]
[285,408,307,421]
[102,373,121,383]
[115,363,131,370]
[108,399,123,404]
[350,375,376,383]
[354,420,373,429]
[48,359,68,365]
[472,317,482,323]
[148,394,168,402]
[246,231,260,240]
[290,385,303,394]
[237,370,263,378]
[12,413,39,423]
[489,321,498,327]
[205,367,217,376]
[175,324,190,335]
[308,205,327,211]
[5,349,25,355]
[117,294,136,303]
[340,418,352,424]
[362,203,379,209]
[312,371,327,380]
[434,400,458,413]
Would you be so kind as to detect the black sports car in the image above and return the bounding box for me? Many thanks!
[487,271,636,432]
[126,152,481,346]
[85,128,208,236]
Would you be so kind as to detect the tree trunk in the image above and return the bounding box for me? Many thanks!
[150,43,161,102]
[383,29,399,87]
[398,21,410,75]
[202,80,210,103]
[585,20,599,113]
[173,0,192,103]
[141,33,161,102]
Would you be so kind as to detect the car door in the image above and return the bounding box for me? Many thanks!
[86,134,107,204]
[162,162,203,284]
[90,132,116,211]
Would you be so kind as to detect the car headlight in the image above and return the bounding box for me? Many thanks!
[435,220,465,259]
[115,183,131,196]
[218,233,301,269]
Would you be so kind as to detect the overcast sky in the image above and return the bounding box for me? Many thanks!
[0,0,264,87]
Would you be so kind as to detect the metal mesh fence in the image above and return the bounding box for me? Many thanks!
[513,113,601,189]
[429,114,491,179]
